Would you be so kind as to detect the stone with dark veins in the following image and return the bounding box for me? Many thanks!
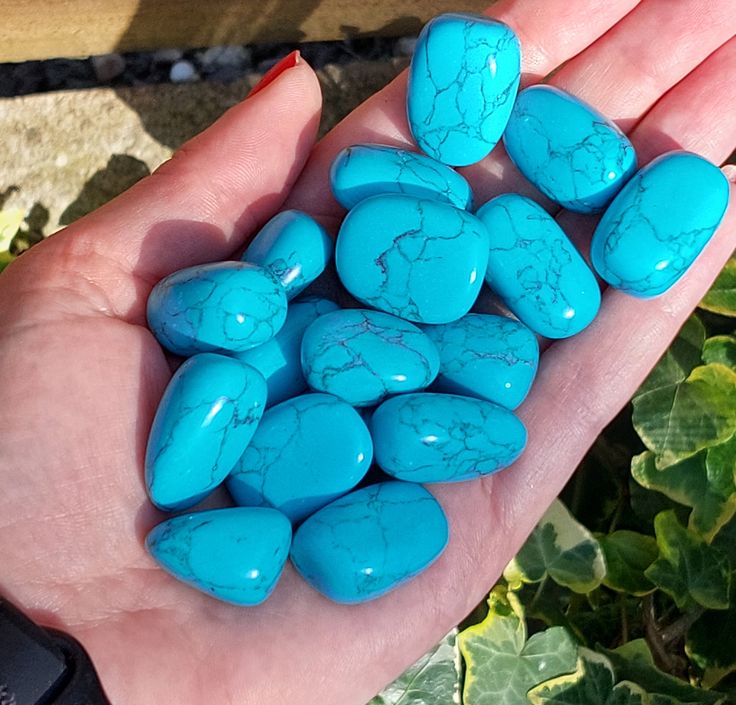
[591,151,730,298]
[477,194,600,338]
[406,12,520,167]
[227,392,373,523]
[301,308,440,406]
[371,392,526,483]
[290,481,448,603]
[146,507,291,605]
[145,353,267,511]
[336,193,489,324]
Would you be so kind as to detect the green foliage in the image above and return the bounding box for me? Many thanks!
[699,259,736,317]
[0,207,24,271]
[599,531,657,596]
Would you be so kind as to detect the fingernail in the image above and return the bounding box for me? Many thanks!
[248,50,301,98]
[722,164,736,184]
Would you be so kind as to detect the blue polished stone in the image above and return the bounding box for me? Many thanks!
[423,313,538,409]
[146,507,291,605]
[227,393,373,523]
[147,261,287,356]
[476,194,600,338]
[407,13,520,166]
[336,194,489,324]
[330,143,473,211]
[243,210,332,300]
[146,353,267,511]
[591,151,730,298]
[301,308,440,406]
[372,392,526,483]
[503,85,637,213]
[290,481,448,603]
[234,297,338,407]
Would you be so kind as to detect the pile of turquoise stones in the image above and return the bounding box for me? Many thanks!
[143,12,730,606]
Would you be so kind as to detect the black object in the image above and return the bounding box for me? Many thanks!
[0,597,110,705]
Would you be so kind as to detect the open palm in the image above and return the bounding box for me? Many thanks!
[1,1,735,702]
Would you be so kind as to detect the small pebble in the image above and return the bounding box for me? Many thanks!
[91,53,126,82]
[169,59,198,83]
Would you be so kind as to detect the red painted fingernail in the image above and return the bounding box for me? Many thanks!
[248,50,301,97]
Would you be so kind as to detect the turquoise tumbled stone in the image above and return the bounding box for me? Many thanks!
[301,308,440,406]
[477,194,600,338]
[147,261,287,356]
[372,393,526,483]
[227,393,373,523]
[146,507,291,605]
[591,151,730,297]
[290,481,448,603]
[407,13,521,166]
[423,313,538,409]
[235,297,338,406]
[503,85,637,213]
[336,194,489,324]
[330,144,473,210]
[146,353,267,511]
[243,210,332,300]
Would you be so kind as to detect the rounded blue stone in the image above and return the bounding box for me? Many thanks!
[407,13,520,166]
[234,297,339,407]
[227,393,373,523]
[330,143,473,211]
[503,85,637,213]
[243,210,333,300]
[336,194,489,324]
[301,308,440,406]
[476,194,601,338]
[372,392,526,483]
[146,507,291,605]
[145,353,267,511]
[591,151,730,298]
[290,481,448,603]
[423,313,539,409]
[147,261,287,356]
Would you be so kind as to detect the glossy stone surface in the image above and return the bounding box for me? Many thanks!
[336,194,489,324]
[477,194,600,338]
[591,151,730,297]
[330,143,473,210]
[407,12,520,166]
[146,507,291,605]
[290,481,448,603]
[146,354,267,511]
[147,261,288,356]
[244,210,332,300]
[504,85,637,213]
[227,393,373,523]
[301,308,440,406]
[372,393,526,483]
[423,313,538,409]
[235,297,339,407]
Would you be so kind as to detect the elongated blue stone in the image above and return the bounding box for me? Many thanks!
[591,151,730,297]
[477,194,600,338]
[503,85,637,213]
[290,481,448,603]
[330,144,473,210]
[372,393,526,483]
[146,354,267,511]
[336,194,489,324]
[146,507,291,605]
[407,13,520,166]
[235,297,338,406]
[227,393,373,523]
[244,210,332,300]
[423,314,538,409]
[301,308,440,406]
[147,261,287,356]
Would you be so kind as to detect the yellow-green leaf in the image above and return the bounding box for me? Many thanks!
[702,336,736,369]
[599,531,658,596]
[700,258,736,317]
[0,207,24,251]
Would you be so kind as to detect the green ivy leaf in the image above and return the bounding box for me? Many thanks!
[645,511,731,610]
[599,531,658,596]
[702,336,736,369]
[459,588,578,705]
[504,499,606,594]
[0,207,24,252]
[700,258,736,317]
[686,607,736,688]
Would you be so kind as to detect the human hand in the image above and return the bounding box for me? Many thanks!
[1,1,734,703]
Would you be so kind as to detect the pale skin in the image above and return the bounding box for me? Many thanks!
[1,0,735,701]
